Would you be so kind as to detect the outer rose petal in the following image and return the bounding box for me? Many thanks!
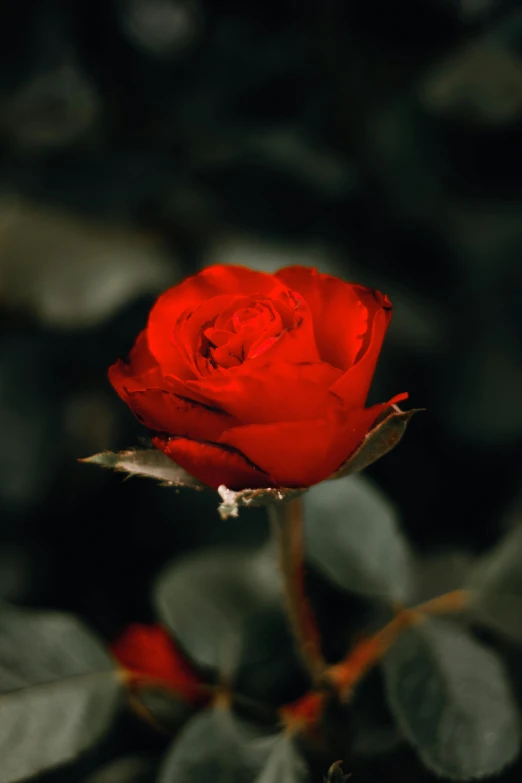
[108,338,164,409]
[147,265,297,373]
[153,435,272,490]
[331,305,391,408]
[181,362,342,424]
[275,267,373,370]
[219,400,400,487]
[125,389,241,441]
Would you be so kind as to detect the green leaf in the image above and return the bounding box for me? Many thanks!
[254,736,310,783]
[158,706,271,783]
[154,546,281,675]
[304,475,412,601]
[382,618,520,779]
[0,606,122,783]
[81,448,204,488]
[467,524,522,643]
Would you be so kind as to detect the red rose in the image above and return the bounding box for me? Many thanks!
[109,265,406,490]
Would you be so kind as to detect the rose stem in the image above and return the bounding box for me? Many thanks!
[269,496,326,683]
[326,588,470,700]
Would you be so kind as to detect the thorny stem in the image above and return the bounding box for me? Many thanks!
[269,496,326,683]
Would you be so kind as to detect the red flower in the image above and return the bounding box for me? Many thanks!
[110,624,206,704]
[109,265,406,489]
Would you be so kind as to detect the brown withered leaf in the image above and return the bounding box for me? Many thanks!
[80,449,205,488]
[331,405,422,480]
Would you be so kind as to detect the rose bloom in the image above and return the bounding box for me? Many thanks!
[109,265,406,490]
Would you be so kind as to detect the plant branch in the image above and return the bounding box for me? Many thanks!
[269,496,326,683]
[326,589,470,700]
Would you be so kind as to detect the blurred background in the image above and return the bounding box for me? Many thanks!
[1,0,522,780]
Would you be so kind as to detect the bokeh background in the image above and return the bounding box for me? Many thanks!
[1,0,522,780]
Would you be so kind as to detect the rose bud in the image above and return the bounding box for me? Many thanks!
[110,623,207,704]
[108,265,408,490]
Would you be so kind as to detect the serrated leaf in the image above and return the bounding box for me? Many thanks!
[467,524,522,643]
[382,618,520,779]
[304,475,412,601]
[0,607,122,783]
[254,736,310,783]
[154,547,281,676]
[158,705,272,783]
[332,406,421,479]
[81,448,204,487]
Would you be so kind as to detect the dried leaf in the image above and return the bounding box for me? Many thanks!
[332,406,422,479]
[81,448,204,488]
[217,485,306,520]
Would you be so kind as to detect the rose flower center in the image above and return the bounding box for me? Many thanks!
[196,293,303,371]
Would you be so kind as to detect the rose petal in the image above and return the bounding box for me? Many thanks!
[108,330,164,405]
[331,307,391,408]
[182,362,342,423]
[275,267,373,370]
[153,435,272,490]
[219,401,398,487]
[125,389,240,440]
[147,265,293,372]
[275,268,393,376]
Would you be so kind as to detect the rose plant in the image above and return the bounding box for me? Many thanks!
[3,265,519,783]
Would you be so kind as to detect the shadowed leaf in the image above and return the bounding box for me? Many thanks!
[304,475,413,601]
[383,618,520,779]
[158,705,273,783]
[154,547,281,677]
[83,755,156,783]
[467,524,522,644]
[254,736,310,782]
[0,607,122,783]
